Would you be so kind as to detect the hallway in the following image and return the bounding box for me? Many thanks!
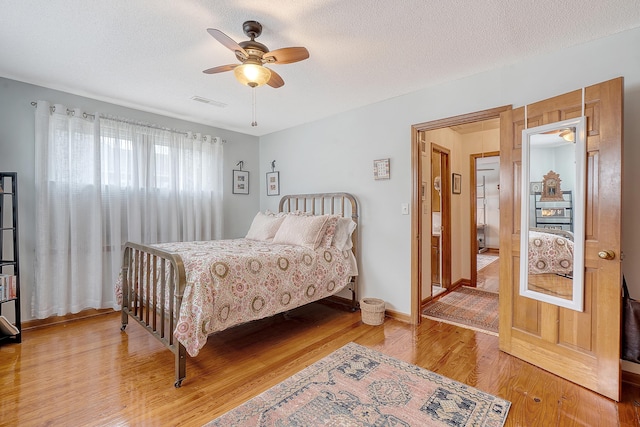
[477,250,499,293]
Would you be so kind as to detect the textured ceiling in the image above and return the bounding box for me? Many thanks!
[1,1,639,136]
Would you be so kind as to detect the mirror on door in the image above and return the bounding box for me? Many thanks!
[519,117,586,311]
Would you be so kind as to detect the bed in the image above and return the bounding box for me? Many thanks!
[528,229,574,276]
[117,192,359,387]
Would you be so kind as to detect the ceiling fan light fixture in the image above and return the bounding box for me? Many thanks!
[234,63,271,87]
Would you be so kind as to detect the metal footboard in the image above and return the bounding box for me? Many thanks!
[120,242,187,387]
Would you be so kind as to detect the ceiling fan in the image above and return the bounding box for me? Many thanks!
[203,20,309,88]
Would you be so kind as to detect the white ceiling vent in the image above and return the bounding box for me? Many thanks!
[191,96,227,108]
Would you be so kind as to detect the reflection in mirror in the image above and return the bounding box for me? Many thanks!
[520,117,586,311]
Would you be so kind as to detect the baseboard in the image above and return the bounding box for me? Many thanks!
[622,368,640,387]
[323,295,358,310]
[456,278,470,288]
[21,308,115,330]
[385,308,411,323]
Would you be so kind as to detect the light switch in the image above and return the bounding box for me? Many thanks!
[401,203,409,215]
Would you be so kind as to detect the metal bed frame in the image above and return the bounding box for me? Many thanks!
[120,192,359,387]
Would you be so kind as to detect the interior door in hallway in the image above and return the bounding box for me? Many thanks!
[499,77,623,400]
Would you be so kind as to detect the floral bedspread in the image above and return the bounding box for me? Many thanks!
[117,239,356,357]
[528,231,574,276]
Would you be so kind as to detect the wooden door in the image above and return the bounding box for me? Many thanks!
[499,78,623,401]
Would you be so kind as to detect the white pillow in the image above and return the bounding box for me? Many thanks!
[273,214,330,249]
[245,211,286,241]
[333,218,357,251]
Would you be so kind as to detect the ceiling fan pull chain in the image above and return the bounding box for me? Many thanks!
[251,87,258,127]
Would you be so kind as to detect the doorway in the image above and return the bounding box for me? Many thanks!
[410,106,511,325]
[470,151,500,289]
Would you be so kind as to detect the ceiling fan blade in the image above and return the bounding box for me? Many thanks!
[207,28,248,57]
[263,47,309,64]
[202,64,238,74]
[266,69,284,88]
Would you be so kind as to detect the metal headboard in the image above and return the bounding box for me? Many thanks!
[279,192,359,309]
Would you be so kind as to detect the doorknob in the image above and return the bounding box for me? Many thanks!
[598,250,616,260]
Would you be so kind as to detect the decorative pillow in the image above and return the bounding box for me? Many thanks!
[321,215,341,248]
[332,217,357,251]
[245,211,286,241]
[287,210,313,216]
[273,214,330,249]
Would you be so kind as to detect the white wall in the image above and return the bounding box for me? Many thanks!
[259,26,640,317]
[0,78,260,321]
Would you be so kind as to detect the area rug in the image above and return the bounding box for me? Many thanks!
[422,287,499,335]
[205,342,510,426]
[477,253,499,271]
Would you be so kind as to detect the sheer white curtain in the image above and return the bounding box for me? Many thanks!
[33,101,223,319]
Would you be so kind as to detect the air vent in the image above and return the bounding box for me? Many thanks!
[191,96,227,108]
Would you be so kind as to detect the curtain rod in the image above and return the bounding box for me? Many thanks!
[30,101,225,142]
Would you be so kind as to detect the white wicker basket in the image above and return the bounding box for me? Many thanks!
[360,298,385,325]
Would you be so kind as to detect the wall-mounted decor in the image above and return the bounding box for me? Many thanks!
[452,173,461,194]
[530,181,543,194]
[266,160,280,196]
[266,171,280,196]
[232,169,249,194]
[373,158,390,180]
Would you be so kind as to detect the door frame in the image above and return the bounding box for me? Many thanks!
[431,143,451,294]
[411,105,511,324]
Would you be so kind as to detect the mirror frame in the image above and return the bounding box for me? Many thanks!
[519,117,586,311]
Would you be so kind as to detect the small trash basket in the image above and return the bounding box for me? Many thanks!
[360,298,385,325]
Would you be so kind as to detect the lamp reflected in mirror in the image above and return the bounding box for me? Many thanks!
[520,117,586,311]
[559,127,576,142]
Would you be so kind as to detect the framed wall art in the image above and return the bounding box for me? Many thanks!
[266,171,280,196]
[373,158,390,180]
[452,173,462,194]
[232,170,249,194]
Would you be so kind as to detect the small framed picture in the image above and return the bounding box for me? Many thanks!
[530,181,543,194]
[232,170,249,195]
[266,171,280,196]
[452,173,462,194]
[373,158,390,180]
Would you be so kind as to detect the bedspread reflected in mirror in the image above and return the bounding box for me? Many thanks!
[520,117,586,311]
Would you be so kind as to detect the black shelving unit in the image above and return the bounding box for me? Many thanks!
[534,190,573,232]
[0,172,21,343]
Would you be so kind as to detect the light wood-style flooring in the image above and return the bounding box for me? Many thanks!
[477,249,499,293]
[1,303,639,426]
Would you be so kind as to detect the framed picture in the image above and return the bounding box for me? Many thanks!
[232,170,249,194]
[530,181,543,194]
[373,158,390,180]
[266,171,280,196]
[452,173,462,194]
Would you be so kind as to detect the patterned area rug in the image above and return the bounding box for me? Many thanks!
[422,287,499,335]
[477,253,499,271]
[205,342,510,426]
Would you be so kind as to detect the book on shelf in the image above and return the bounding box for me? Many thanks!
[0,274,16,300]
[0,315,19,336]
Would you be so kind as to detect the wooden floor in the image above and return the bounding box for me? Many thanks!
[477,249,500,293]
[2,303,639,426]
